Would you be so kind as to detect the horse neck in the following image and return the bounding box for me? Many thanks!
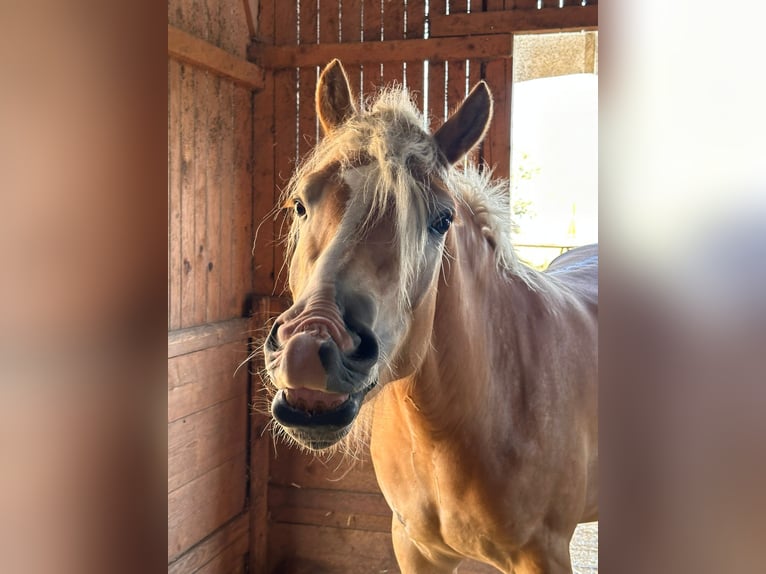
[403,212,549,440]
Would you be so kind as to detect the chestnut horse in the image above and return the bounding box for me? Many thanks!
[263,60,598,573]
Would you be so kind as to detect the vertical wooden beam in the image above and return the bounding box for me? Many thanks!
[250,3,277,565]
[482,0,513,181]
[205,73,222,322]
[298,0,319,161]
[233,84,254,317]
[427,0,447,131]
[341,0,364,107]
[272,4,298,297]
[362,0,383,96]
[192,70,209,325]
[218,79,236,315]
[405,0,425,114]
[252,1,276,296]
[169,59,182,330]
[381,0,404,88]
[180,64,196,328]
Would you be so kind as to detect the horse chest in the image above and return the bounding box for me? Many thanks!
[373,443,515,562]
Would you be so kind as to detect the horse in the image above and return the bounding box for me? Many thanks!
[262,59,598,573]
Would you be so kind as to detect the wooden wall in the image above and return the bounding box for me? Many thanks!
[168,1,260,573]
[167,1,597,573]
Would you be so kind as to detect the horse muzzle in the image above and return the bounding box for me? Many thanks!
[264,309,379,450]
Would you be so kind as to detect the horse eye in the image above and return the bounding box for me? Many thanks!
[429,211,453,235]
[293,199,307,218]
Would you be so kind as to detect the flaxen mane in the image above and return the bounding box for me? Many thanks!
[282,87,539,298]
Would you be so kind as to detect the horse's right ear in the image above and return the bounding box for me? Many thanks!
[433,81,493,165]
[316,59,357,133]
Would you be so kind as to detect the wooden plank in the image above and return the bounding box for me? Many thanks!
[361,0,383,95]
[232,83,254,318]
[319,0,340,44]
[168,340,249,421]
[483,58,512,181]
[298,0,318,160]
[218,79,235,315]
[268,522,499,573]
[381,0,404,89]
[193,531,248,574]
[193,70,210,327]
[204,75,223,324]
[479,0,512,181]
[168,456,247,561]
[249,34,513,69]
[168,25,265,90]
[405,0,425,112]
[270,485,392,533]
[271,2,297,298]
[169,394,248,492]
[267,523,397,574]
[446,2,468,166]
[427,0,447,131]
[269,445,382,493]
[252,73,277,295]
[254,0,274,43]
[180,64,197,328]
[168,317,250,357]
[430,5,598,37]
[168,513,248,574]
[169,59,182,330]
[340,0,363,108]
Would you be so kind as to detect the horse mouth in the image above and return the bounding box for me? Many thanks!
[271,382,376,450]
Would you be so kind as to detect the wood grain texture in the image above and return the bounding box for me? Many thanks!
[168,25,265,90]
[169,59,183,330]
[250,297,291,574]
[168,317,250,357]
[430,5,598,37]
[249,34,513,69]
[270,484,392,533]
[252,72,277,295]
[405,0,425,112]
[217,78,235,317]
[361,0,383,94]
[179,64,197,328]
[267,522,396,574]
[168,513,248,574]
[169,394,248,492]
[340,0,363,107]
[381,0,404,88]
[269,446,381,493]
[479,0,513,182]
[204,73,222,322]
[232,83,254,317]
[298,0,319,161]
[168,339,249,421]
[168,455,247,561]
[427,0,447,131]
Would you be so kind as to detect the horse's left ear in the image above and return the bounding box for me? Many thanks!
[433,81,493,165]
[316,59,358,133]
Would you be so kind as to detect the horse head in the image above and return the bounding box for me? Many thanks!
[264,59,493,450]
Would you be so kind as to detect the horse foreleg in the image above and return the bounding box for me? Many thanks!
[391,517,461,574]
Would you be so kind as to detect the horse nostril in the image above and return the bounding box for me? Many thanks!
[349,325,379,368]
[266,320,282,352]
